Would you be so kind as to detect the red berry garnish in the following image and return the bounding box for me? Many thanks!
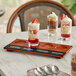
[32,18,39,23]
[33,30,38,34]
[29,30,32,33]
[67,22,70,26]
[28,39,39,43]
[61,14,66,20]
[61,34,71,38]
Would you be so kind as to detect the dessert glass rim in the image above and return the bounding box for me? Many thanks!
[61,16,72,22]
[28,22,40,26]
[47,12,58,18]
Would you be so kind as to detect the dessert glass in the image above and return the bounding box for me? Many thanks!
[61,16,72,40]
[28,18,40,46]
[47,12,58,36]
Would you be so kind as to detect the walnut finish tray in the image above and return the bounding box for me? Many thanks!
[4,39,72,59]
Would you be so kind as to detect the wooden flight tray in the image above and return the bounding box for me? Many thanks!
[4,39,73,59]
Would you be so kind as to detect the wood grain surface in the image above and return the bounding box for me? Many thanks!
[4,39,72,58]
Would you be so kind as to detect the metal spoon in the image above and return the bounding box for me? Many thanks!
[51,65,60,75]
[44,66,53,75]
[37,67,47,75]
[34,69,43,76]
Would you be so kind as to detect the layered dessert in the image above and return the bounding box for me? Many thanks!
[61,14,72,38]
[28,18,40,46]
[47,12,58,35]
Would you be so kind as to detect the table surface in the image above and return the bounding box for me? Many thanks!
[0,27,76,76]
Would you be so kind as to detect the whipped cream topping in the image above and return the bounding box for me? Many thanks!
[28,22,40,28]
[62,16,72,22]
[47,12,58,21]
[47,12,58,18]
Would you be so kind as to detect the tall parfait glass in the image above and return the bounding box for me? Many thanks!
[61,14,72,40]
[47,12,58,36]
[28,18,40,46]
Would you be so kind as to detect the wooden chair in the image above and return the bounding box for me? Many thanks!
[7,0,75,33]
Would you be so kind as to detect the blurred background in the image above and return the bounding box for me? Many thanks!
[0,0,76,33]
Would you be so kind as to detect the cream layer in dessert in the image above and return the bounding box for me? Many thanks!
[61,17,72,34]
[28,22,40,40]
[47,12,58,34]
[47,12,58,21]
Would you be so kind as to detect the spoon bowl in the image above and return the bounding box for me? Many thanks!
[51,65,60,75]
[37,67,47,75]
[44,66,53,75]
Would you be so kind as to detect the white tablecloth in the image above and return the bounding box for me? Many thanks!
[0,27,76,76]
